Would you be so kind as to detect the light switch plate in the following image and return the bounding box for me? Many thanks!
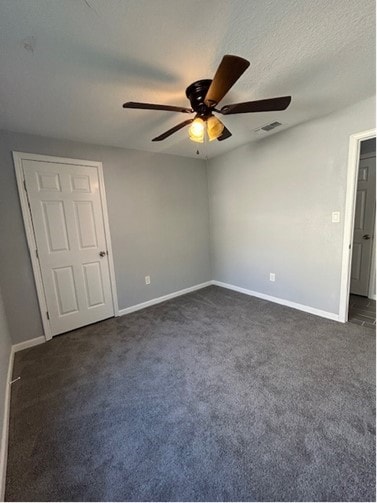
[332,211,340,223]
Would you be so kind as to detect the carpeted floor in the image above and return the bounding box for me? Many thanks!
[5,286,376,502]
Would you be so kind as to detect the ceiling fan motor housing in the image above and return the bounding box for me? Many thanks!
[185,79,213,117]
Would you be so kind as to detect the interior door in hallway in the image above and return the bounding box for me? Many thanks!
[350,155,376,296]
[22,158,115,336]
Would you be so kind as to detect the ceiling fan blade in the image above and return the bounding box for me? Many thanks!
[123,102,193,114]
[204,55,250,107]
[152,119,194,142]
[220,96,291,115]
[217,125,232,141]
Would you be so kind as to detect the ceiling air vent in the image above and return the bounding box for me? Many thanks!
[261,121,282,132]
[254,121,283,136]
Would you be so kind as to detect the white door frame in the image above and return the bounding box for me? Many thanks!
[13,152,119,340]
[339,129,376,322]
[369,220,376,301]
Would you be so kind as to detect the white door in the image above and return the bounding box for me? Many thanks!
[22,158,115,335]
[350,155,376,296]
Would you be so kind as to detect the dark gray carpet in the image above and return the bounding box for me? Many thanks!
[5,286,376,502]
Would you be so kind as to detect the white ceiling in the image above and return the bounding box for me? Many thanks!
[0,0,375,159]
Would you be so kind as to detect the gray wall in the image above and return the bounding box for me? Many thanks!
[0,95,375,344]
[0,284,12,497]
[208,96,376,315]
[0,131,211,344]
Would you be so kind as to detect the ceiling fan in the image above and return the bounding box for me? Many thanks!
[123,55,291,143]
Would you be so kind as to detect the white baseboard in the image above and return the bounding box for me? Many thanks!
[12,336,45,354]
[212,280,340,322]
[118,281,212,316]
[0,347,14,501]
[0,335,45,500]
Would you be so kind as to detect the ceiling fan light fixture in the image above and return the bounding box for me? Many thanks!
[188,117,205,143]
[207,115,224,141]
[122,54,292,144]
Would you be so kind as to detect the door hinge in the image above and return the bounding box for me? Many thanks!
[35,249,39,259]
[46,311,50,320]
[23,179,27,192]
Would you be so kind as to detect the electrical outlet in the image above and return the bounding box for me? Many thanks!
[145,275,151,285]
[270,273,276,282]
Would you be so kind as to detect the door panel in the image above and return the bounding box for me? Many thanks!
[37,171,61,192]
[351,243,362,281]
[23,159,114,335]
[354,190,366,230]
[42,201,70,252]
[74,201,98,249]
[71,174,91,192]
[83,262,105,308]
[350,156,376,296]
[53,266,79,315]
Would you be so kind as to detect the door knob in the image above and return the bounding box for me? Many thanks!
[362,234,371,240]
[99,251,107,257]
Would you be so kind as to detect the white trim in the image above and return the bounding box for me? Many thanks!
[339,129,376,322]
[13,153,51,340]
[13,152,104,168]
[97,163,119,316]
[0,348,14,502]
[12,336,45,353]
[368,220,376,300]
[212,280,340,321]
[118,282,212,316]
[116,279,341,321]
[12,152,119,337]
[0,335,46,500]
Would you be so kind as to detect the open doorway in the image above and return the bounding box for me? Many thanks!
[348,137,376,328]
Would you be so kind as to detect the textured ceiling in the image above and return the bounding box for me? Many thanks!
[0,0,375,159]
